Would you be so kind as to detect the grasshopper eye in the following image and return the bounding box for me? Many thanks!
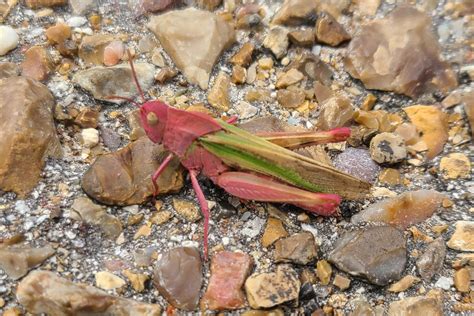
[147,112,158,126]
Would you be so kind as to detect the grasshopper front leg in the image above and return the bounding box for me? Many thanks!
[189,170,210,259]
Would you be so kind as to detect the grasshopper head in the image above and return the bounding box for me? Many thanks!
[140,100,168,143]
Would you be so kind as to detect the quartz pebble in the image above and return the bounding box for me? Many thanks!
[0,25,18,56]
[79,34,116,65]
[352,190,444,229]
[103,40,125,66]
[0,244,54,279]
[81,128,99,148]
[17,271,161,315]
[369,132,407,164]
[316,96,353,130]
[201,251,253,311]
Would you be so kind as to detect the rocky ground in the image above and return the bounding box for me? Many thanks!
[0,0,473,315]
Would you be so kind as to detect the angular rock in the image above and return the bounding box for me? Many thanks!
[245,265,300,309]
[388,275,420,293]
[263,27,289,59]
[328,226,406,286]
[316,96,353,130]
[0,0,17,23]
[207,71,231,112]
[172,198,201,222]
[154,67,177,83]
[24,0,65,8]
[276,68,304,88]
[69,0,96,14]
[195,0,222,10]
[352,190,444,229]
[154,247,202,311]
[316,260,332,285]
[201,251,253,311]
[21,46,52,81]
[75,108,99,128]
[230,43,254,67]
[104,41,125,67]
[148,8,235,89]
[388,296,442,316]
[345,6,457,98]
[81,128,99,148]
[17,271,161,315]
[123,270,149,293]
[447,221,474,252]
[45,22,71,46]
[404,105,448,159]
[369,132,407,164]
[274,232,317,265]
[288,51,333,85]
[0,244,54,279]
[416,237,446,280]
[70,197,123,239]
[78,34,115,65]
[315,12,350,46]
[439,153,471,179]
[453,268,470,293]
[333,148,380,183]
[81,137,183,206]
[333,274,351,290]
[277,88,305,108]
[142,0,176,13]
[73,63,155,104]
[288,29,314,47]
[0,62,19,79]
[95,271,127,290]
[0,77,61,197]
[272,0,318,26]
[0,25,18,56]
[231,65,246,84]
[261,217,288,248]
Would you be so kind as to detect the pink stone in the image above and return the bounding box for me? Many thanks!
[201,251,253,311]
[103,41,124,66]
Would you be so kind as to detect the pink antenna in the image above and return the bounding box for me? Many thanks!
[127,49,146,103]
[106,95,141,107]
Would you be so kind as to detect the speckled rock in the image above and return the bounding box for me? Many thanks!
[17,271,161,315]
[346,6,457,98]
[388,296,442,316]
[416,237,446,281]
[201,251,253,311]
[148,8,235,89]
[447,221,474,252]
[0,62,19,79]
[274,232,317,265]
[245,265,300,309]
[172,198,202,222]
[154,247,202,311]
[0,25,19,56]
[272,0,318,26]
[328,226,406,286]
[370,132,407,164]
[334,148,380,183]
[81,137,183,206]
[73,63,155,104]
[439,153,471,179]
[0,244,54,279]
[0,77,61,197]
[352,190,444,229]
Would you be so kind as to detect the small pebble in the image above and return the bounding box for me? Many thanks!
[0,26,19,56]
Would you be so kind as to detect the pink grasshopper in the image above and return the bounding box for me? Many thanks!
[112,53,371,258]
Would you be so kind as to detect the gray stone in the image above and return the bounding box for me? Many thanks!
[274,232,317,265]
[0,245,55,279]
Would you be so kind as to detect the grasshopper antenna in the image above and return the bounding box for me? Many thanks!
[127,49,146,104]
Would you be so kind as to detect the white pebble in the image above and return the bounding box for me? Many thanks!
[67,16,88,27]
[81,128,99,148]
[0,26,19,56]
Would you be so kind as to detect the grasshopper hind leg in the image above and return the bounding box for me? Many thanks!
[215,171,341,216]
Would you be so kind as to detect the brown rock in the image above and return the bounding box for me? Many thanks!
[70,197,123,239]
[346,6,457,98]
[447,221,474,252]
[0,62,19,79]
[274,232,317,265]
[263,27,289,59]
[0,0,17,22]
[404,105,448,159]
[81,137,183,206]
[0,244,54,279]
[95,271,126,290]
[416,237,446,281]
[123,270,149,293]
[352,190,444,229]
[317,260,332,285]
[17,271,161,315]
[45,22,71,45]
[245,89,272,103]
[245,265,300,309]
[272,0,318,26]
[454,268,470,293]
[316,96,353,130]
[315,12,350,46]
[241,309,285,316]
[155,67,177,83]
[74,108,99,128]
[231,65,246,84]
[277,89,305,108]
[288,29,314,47]
[378,168,402,185]
[333,274,351,290]
[261,217,288,248]
[289,51,333,85]
[25,0,65,8]
[172,198,201,222]
[154,247,202,311]
[388,275,420,293]
[439,153,471,179]
[230,43,254,67]
[388,296,442,316]
[464,92,474,138]
[21,46,52,81]
[148,8,235,89]
[208,71,231,112]
[276,68,304,88]
[201,251,253,311]
[78,34,115,65]
[195,0,222,11]
[142,0,176,13]
[0,77,61,196]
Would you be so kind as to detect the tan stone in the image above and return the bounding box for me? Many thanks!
[0,244,55,279]
[95,271,126,290]
[439,153,471,179]
[263,27,289,59]
[261,218,288,248]
[25,0,65,8]
[388,275,420,292]
[272,0,318,26]
[208,71,231,112]
[150,210,173,225]
[230,43,254,67]
[79,34,115,65]
[20,46,52,81]
[448,221,474,252]
[388,296,442,316]
[277,89,305,109]
[173,198,202,222]
[148,8,235,89]
[317,260,332,285]
[333,274,351,290]
[276,68,304,88]
[231,65,247,84]
[315,12,350,46]
[288,29,314,47]
[379,168,402,185]
[258,57,274,70]
[123,270,149,292]
[316,96,354,130]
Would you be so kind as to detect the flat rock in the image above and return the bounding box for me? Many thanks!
[172,198,202,222]
[95,271,127,290]
[207,71,231,112]
[274,232,317,265]
[0,77,61,197]
[447,221,474,252]
[148,8,235,89]
[416,237,446,280]
[73,63,155,104]
[404,105,448,159]
[317,260,332,285]
[276,68,304,88]
[263,27,289,59]
[0,25,18,56]
[328,226,406,286]
[277,88,305,108]
[388,296,442,316]
[201,251,253,311]
[315,12,350,46]
[0,62,19,79]
[24,0,65,8]
[245,265,300,309]
[316,96,354,130]
[288,29,314,47]
[369,132,407,164]
[439,153,471,179]
[81,137,183,206]
[261,217,288,248]
[230,43,255,67]
[272,0,318,26]
[70,197,123,239]
[345,6,457,98]
[289,51,333,85]
[21,46,52,81]
[17,271,161,315]
[334,148,380,183]
[388,275,420,293]
[352,190,444,229]
[78,34,115,65]
[0,244,54,279]
[154,247,202,311]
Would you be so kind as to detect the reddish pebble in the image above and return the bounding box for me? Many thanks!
[103,41,124,66]
[21,46,52,81]
[201,251,253,311]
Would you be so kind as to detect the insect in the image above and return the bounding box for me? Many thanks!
[112,52,371,258]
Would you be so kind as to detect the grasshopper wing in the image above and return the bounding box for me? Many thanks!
[199,121,371,200]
